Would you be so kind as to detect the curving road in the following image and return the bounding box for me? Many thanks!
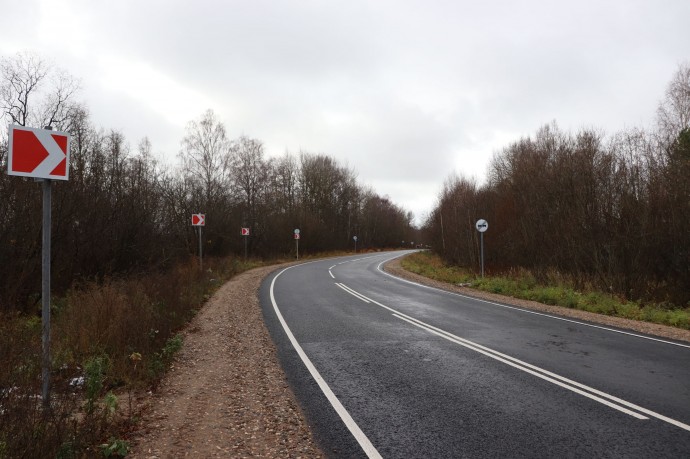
[259,251,690,458]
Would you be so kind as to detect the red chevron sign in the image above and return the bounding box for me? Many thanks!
[8,125,70,180]
[192,214,205,226]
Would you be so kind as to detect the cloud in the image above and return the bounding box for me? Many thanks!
[2,0,689,226]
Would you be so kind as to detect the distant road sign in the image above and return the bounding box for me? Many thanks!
[475,219,488,233]
[294,228,300,234]
[8,125,70,180]
[294,233,300,240]
[192,214,205,226]
[353,236,358,241]
[241,227,250,236]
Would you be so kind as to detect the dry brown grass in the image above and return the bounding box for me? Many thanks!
[0,255,262,458]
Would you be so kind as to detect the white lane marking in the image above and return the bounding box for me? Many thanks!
[375,257,690,350]
[330,265,337,269]
[339,281,690,433]
[329,270,335,279]
[270,267,382,459]
[336,283,370,303]
[392,314,647,420]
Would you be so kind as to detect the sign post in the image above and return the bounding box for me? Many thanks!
[192,214,205,269]
[294,229,300,260]
[475,219,488,278]
[353,235,358,253]
[241,227,250,260]
[8,124,71,408]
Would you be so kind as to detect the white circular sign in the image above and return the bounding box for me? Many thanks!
[475,219,488,233]
[353,236,358,241]
[294,228,300,234]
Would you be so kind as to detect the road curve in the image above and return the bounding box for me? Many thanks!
[259,251,690,458]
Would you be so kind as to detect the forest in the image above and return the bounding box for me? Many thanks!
[0,52,417,314]
[424,64,690,306]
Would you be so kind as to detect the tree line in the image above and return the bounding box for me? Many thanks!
[0,52,415,314]
[424,64,690,306]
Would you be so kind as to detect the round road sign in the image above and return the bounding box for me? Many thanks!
[475,219,488,232]
[294,228,300,234]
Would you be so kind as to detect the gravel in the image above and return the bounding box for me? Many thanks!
[128,263,324,458]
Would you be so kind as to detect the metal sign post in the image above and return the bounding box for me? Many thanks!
[198,226,203,270]
[192,214,205,270]
[294,229,300,260]
[475,219,488,278]
[241,228,250,260]
[8,124,71,409]
[41,177,51,408]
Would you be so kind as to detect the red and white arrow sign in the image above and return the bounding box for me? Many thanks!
[7,125,70,180]
[241,227,250,236]
[192,214,205,226]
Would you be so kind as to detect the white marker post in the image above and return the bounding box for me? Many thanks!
[353,235,358,253]
[475,219,488,278]
[8,124,71,408]
[294,229,300,260]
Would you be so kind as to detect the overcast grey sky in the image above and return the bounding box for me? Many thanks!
[2,0,689,224]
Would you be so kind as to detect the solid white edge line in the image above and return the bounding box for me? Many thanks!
[375,256,690,350]
[329,270,335,279]
[336,283,371,303]
[270,266,382,459]
[391,314,649,420]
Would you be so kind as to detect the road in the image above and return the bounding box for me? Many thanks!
[259,251,690,458]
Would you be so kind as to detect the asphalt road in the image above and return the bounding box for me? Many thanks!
[259,251,690,458]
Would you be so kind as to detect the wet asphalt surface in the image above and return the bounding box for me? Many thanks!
[259,251,690,458]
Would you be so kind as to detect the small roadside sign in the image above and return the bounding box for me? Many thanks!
[475,219,488,278]
[241,227,250,236]
[192,214,205,226]
[294,233,300,240]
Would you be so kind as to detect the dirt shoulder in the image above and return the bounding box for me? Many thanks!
[128,263,324,458]
[384,256,690,344]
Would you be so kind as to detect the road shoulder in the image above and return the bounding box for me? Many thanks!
[128,263,324,458]
[384,256,690,344]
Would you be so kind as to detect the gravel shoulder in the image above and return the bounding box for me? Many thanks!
[128,263,324,458]
[384,256,690,344]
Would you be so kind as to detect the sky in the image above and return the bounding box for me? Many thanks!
[1,0,689,225]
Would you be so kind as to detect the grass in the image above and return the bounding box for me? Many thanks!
[0,255,266,458]
[401,251,690,330]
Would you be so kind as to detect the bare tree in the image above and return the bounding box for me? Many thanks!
[0,51,80,129]
[179,109,232,207]
[657,62,690,141]
[230,135,270,234]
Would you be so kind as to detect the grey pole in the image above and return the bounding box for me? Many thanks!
[198,226,203,270]
[41,125,55,409]
[296,238,299,260]
[244,234,248,260]
[480,231,484,278]
[41,178,52,408]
